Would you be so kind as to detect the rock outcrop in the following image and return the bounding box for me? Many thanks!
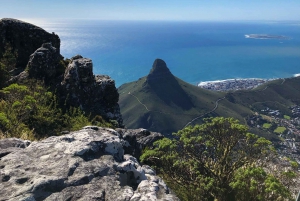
[0,127,178,201]
[0,138,31,159]
[0,18,60,71]
[27,43,62,82]
[0,18,123,127]
[60,55,123,126]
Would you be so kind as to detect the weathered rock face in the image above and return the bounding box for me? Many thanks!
[116,128,164,159]
[27,43,62,82]
[0,127,178,201]
[0,138,31,159]
[61,55,123,126]
[0,18,60,70]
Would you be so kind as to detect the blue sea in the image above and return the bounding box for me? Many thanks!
[32,20,300,87]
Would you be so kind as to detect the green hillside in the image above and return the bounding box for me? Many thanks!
[118,59,253,136]
[227,77,300,115]
[119,59,300,138]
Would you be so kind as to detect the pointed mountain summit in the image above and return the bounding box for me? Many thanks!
[146,59,173,82]
[143,59,194,110]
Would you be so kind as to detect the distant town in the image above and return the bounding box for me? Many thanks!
[198,78,271,91]
[198,77,300,164]
[248,105,300,164]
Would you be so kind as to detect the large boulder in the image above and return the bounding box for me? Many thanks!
[0,127,178,201]
[0,18,60,71]
[61,55,123,127]
[27,43,62,82]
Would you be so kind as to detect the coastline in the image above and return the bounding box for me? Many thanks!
[197,74,300,91]
[198,78,270,91]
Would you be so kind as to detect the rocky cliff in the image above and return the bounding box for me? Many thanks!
[60,55,123,125]
[0,18,123,127]
[0,127,177,201]
[0,18,60,74]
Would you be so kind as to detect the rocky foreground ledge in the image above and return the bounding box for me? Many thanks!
[0,127,178,201]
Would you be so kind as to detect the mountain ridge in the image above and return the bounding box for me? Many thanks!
[119,59,254,136]
[118,59,300,142]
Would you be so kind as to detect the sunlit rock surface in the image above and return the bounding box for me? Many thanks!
[0,127,178,201]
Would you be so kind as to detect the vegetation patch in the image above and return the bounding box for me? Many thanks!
[0,81,112,140]
[284,115,291,120]
[141,117,293,201]
[274,126,286,134]
[263,123,272,129]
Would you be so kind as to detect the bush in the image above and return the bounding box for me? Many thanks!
[0,81,113,140]
[141,117,292,201]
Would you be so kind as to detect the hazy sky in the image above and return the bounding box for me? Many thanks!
[1,0,299,21]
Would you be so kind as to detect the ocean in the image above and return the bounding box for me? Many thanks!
[31,19,300,87]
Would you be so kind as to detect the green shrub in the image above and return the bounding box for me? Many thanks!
[274,127,286,134]
[263,123,272,129]
[0,80,113,140]
[141,117,292,201]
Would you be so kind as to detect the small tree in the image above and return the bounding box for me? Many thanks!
[141,117,291,201]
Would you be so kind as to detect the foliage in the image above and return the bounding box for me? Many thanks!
[0,43,18,89]
[0,43,17,72]
[0,81,112,140]
[63,107,91,131]
[263,123,272,129]
[274,126,286,134]
[284,115,291,120]
[230,166,291,201]
[141,117,292,201]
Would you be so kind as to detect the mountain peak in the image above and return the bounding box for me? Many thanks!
[147,59,172,81]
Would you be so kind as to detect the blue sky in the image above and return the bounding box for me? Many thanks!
[1,0,299,21]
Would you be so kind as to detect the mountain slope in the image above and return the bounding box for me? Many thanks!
[227,77,300,115]
[118,59,253,135]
